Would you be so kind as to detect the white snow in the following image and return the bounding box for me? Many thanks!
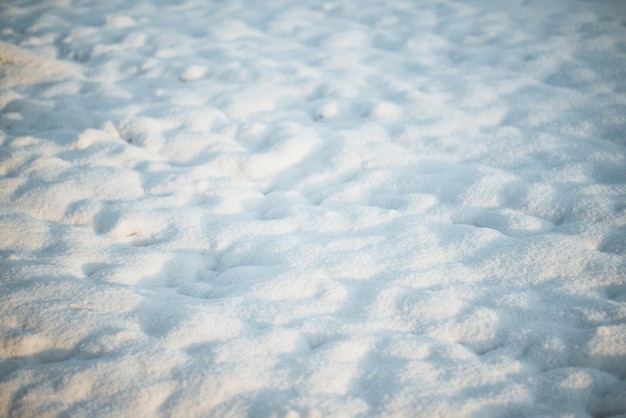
[1,0,626,416]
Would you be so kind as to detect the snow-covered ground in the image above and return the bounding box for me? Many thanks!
[1,0,626,416]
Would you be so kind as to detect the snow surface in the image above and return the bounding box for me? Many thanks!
[1,0,626,416]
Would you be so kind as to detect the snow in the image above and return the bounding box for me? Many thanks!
[1,0,626,416]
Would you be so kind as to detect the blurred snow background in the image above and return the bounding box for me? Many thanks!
[1,0,626,416]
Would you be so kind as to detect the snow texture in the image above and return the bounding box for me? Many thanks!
[1,0,626,417]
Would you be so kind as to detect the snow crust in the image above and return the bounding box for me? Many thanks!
[1,0,626,416]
